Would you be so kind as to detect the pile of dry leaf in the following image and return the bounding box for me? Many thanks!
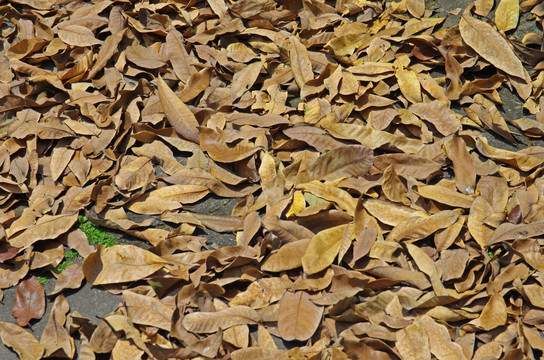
[2,0,544,358]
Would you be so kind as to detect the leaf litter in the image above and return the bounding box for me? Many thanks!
[1,0,544,359]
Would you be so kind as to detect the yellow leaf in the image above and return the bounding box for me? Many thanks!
[395,59,422,104]
[495,0,519,32]
[285,190,306,218]
[302,224,349,274]
[417,185,474,208]
[297,181,357,214]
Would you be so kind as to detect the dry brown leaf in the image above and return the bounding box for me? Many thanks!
[420,315,467,360]
[8,213,78,249]
[114,156,154,192]
[289,36,314,90]
[123,290,174,330]
[0,322,44,360]
[83,245,167,285]
[40,294,74,358]
[446,135,476,194]
[11,277,45,327]
[58,25,103,47]
[262,239,310,272]
[158,76,200,144]
[302,224,349,275]
[50,263,85,296]
[182,306,260,334]
[297,145,374,183]
[277,291,323,341]
[472,293,507,330]
[386,210,459,242]
[410,101,461,137]
[459,8,526,80]
[396,319,431,360]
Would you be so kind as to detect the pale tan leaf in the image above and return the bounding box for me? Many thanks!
[158,76,200,143]
[83,245,167,285]
[165,28,196,83]
[0,322,44,360]
[472,293,507,330]
[298,145,374,183]
[459,9,525,79]
[474,0,494,16]
[289,36,313,90]
[420,315,467,360]
[114,156,154,192]
[182,306,260,333]
[123,290,174,331]
[277,291,323,341]
[410,101,461,136]
[326,123,424,154]
[8,213,78,249]
[58,25,103,47]
[386,210,459,242]
[262,239,310,272]
[395,60,422,104]
[396,319,431,360]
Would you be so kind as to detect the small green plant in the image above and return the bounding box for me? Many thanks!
[488,251,494,260]
[55,260,73,272]
[78,215,116,247]
[64,250,80,259]
[36,276,49,285]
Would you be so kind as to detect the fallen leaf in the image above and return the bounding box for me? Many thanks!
[182,306,260,334]
[277,291,323,341]
[0,322,44,360]
[11,277,45,327]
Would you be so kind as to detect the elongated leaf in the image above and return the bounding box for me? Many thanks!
[40,295,73,358]
[0,322,44,360]
[298,145,373,182]
[182,306,260,333]
[83,245,167,285]
[58,25,103,47]
[386,210,459,242]
[459,9,525,79]
[289,36,313,90]
[165,28,196,83]
[8,213,78,249]
[488,221,544,246]
[158,76,200,143]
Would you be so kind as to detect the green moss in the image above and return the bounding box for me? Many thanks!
[36,276,49,285]
[78,215,116,247]
[64,250,80,259]
[55,260,73,272]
